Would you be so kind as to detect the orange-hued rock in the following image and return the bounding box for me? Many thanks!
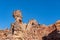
[0,10,60,40]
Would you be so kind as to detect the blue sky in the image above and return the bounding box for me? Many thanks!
[0,0,60,29]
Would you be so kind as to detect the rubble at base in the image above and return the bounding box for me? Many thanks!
[0,10,60,40]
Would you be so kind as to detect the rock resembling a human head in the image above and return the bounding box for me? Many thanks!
[13,10,22,23]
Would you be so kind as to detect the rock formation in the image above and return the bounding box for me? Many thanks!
[0,10,60,40]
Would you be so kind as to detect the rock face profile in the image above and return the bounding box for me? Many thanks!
[0,10,60,40]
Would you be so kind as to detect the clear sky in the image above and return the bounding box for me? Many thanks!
[0,0,60,29]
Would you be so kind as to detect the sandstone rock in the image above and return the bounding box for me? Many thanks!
[0,10,60,40]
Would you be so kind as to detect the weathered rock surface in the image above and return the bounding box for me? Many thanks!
[0,10,60,40]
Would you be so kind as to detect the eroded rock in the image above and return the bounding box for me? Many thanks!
[0,10,60,40]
